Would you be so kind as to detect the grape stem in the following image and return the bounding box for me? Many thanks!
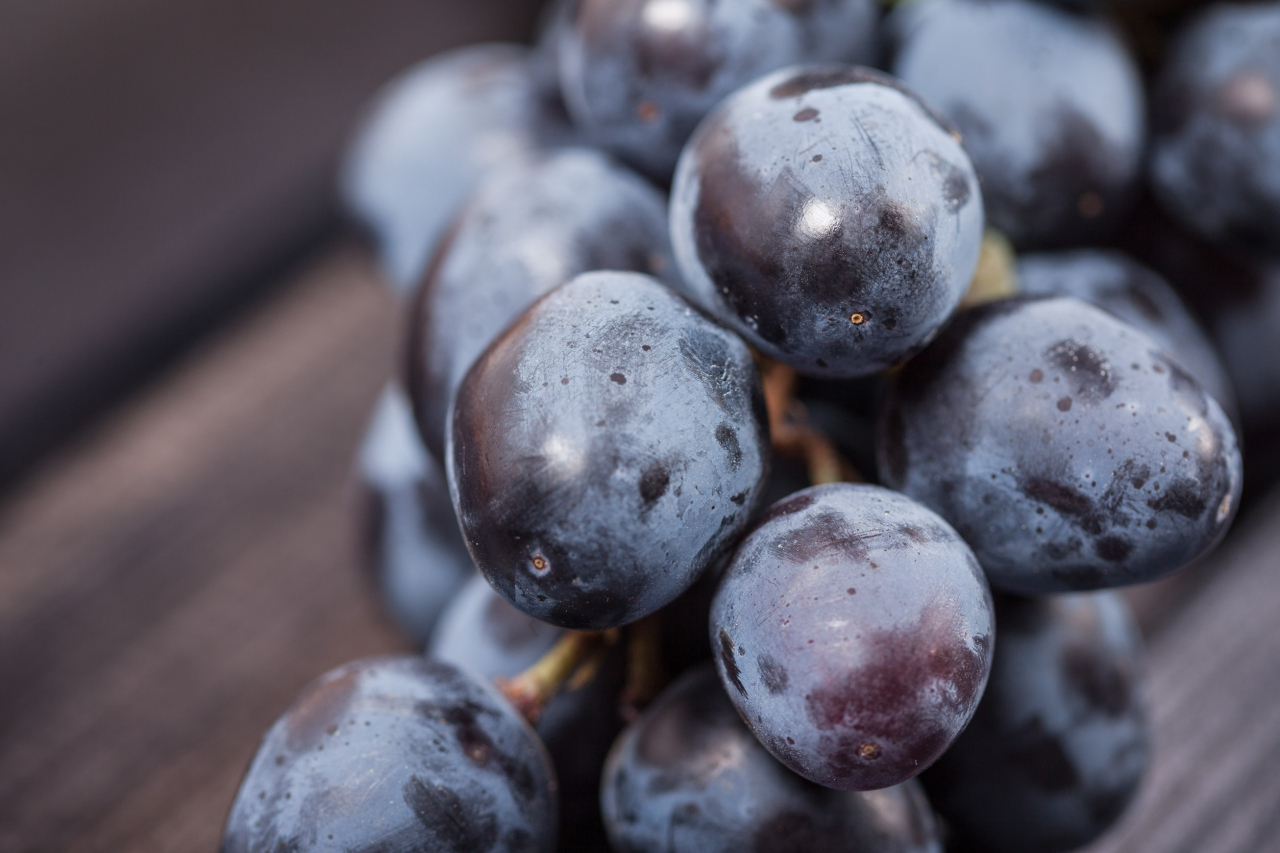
[759,359,861,485]
[960,228,1018,309]
[620,613,667,721]
[496,630,610,723]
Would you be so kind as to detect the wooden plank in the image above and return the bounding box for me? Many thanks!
[0,0,543,488]
[1090,495,1280,853]
[0,243,412,853]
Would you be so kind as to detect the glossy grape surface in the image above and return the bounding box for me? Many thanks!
[888,0,1144,249]
[879,297,1243,593]
[670,65,983,378]
[555,0,878,181]
[341,44,572,292]
[1017,249,1237,419]
[431,575,626,853]
[357,384,473,645]
[407,146,678,462]
[924,592,1149,853]
[449,271,769,630]
[710,483,994,791]
[221,656,557,853]
[1150,2,1280,257]
[602,666,942,853]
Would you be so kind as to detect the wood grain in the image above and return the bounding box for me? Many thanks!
[0,0,543,488]
[1090,493,1280,853]
[0,243,1278,853]
[0,243,413,853]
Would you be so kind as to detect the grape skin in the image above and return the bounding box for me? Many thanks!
[888,0,1145,250]
[357,384,474,645]
[554,0,879,181]
[602,667,943,853]
[407,146,679,462]
[923,592,1150,853]
[879,296,1243,594]
[1016,249,1237,421]
[710,483,994,791]
[431,575,627,853]
[448,271,769,630]
[341,44,572,292]
[670,65,984,378]
[1150,2,1280,257]
[221,656,557,853]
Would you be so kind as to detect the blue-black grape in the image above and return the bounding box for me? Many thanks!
[448,271,769,630]
[1150,2,1280,258]
[923,592,1149,853]
[710,483,994,791]
[887,0,1144,250]
[341,44,573,292]
[601,666,943,853]
[357,383,473,645]
[407,146,679,462]
[554,0,879,182]
[221,656,557,853]
[430,575,627,853]
[1016,249,1237,420]
[879,296,1243,594]
[670,65,984,378]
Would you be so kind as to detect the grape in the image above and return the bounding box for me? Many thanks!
[1206,266,1280,437]
[710,483,994,791]
[221,656,557,853]
[407,146,679,462]
[1016,249,1237,420]
[430,575,627,853]
[887,0,1144,250]
[341,44,572,292]
[879,296,1243,594]
[1150,2,1280,257]
[448,271,769,630]
[357,383,473,645]
[553,0,879,181]
[923,592,1149,853]
[670,65,984,378]
[602,666,943,853]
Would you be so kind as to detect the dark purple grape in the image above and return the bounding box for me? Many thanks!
[1150,2,1280,258]
[923,592,1150,853]
[878,296,1243,594]
[406,146,679,462]
[448,271,769,630]
[602,666,943,853]
[1016,249,1237,419]
[710,483,994,791]
[357,383,473,645]
[670,65,984,378]
[221,656,557,853]
[555,0,879,181]
[887,0,1144,250]
[1205,265,1280,437]
[430,575,626,853]
[341,44,573,292]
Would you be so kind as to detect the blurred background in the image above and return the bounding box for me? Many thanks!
[0,0,542,490]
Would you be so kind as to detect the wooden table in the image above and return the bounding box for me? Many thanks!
[1,242,1277,852]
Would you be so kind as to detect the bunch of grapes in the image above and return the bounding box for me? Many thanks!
[222,0,1280,850]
